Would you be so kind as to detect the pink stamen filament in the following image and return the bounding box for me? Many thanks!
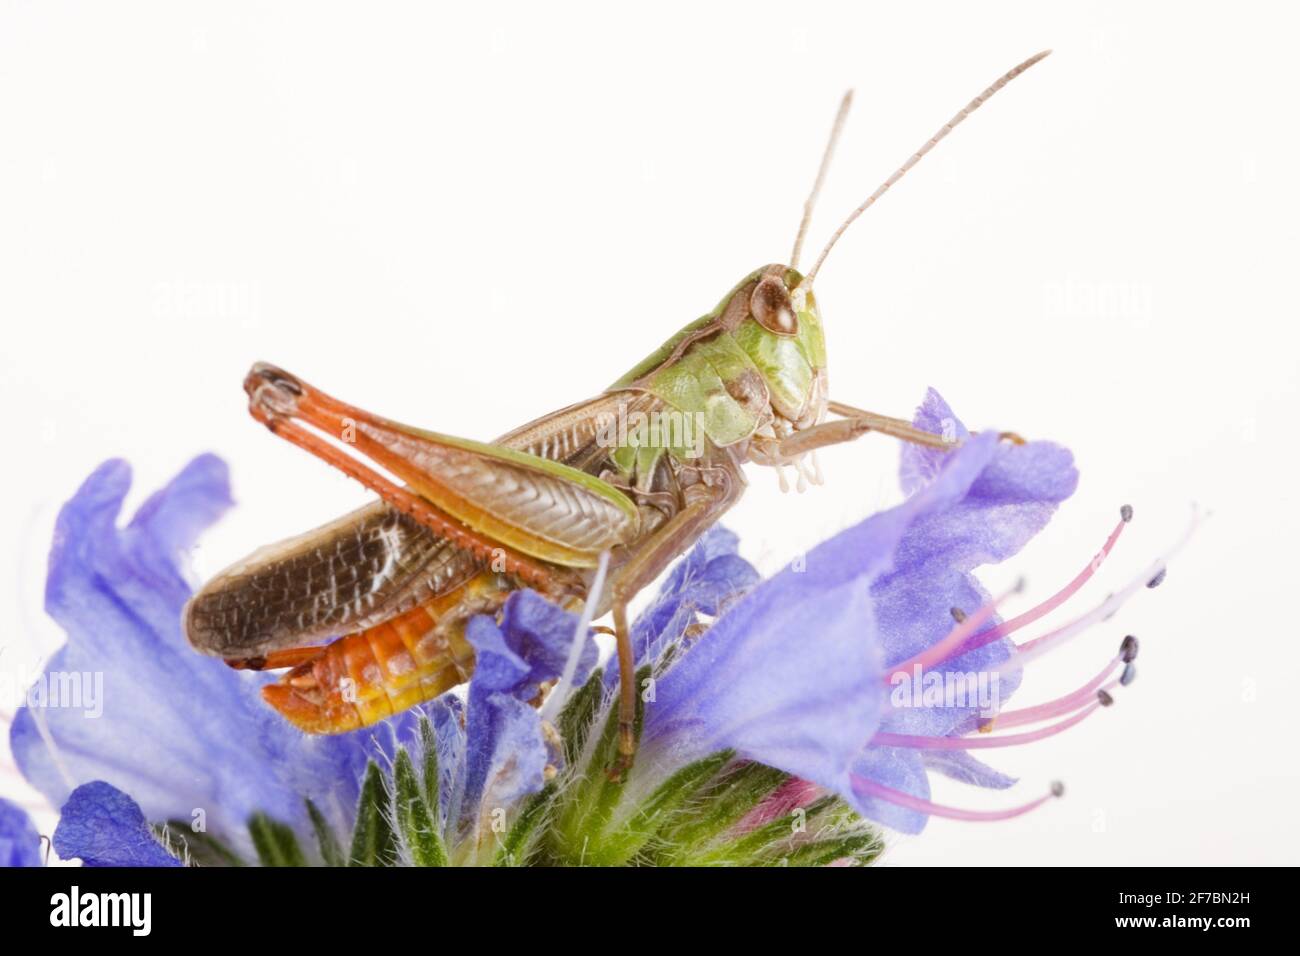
[851,774,1061,822]
[871,700,1102,750]
[849,511,1199,827]
[995,564,1160,678]
[883,581,1020,683]
[988,660,1121,730]
[990,511,1199,678]
[950,514,1128,661]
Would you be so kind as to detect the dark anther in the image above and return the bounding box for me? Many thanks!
[1120,634,1139,662]
[1147,567,1167,589]
[1120,662,1137,686]
[1097,689,1115,707]
[1121,504,1134,523]
[950,607,967,623]
[1051,781,1066,798]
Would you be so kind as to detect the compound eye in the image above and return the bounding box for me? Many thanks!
[750,275,800,336]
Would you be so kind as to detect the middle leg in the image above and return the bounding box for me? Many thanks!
[771,399,1024,461]
[602,479,739,778]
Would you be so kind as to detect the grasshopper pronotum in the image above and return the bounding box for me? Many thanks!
[185,51,1050,774]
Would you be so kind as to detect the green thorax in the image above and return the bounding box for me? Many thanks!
[605,266,827,480]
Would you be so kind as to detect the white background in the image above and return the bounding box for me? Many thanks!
[2,1,1296,866]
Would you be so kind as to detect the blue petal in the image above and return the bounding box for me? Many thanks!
[0,798,43,867]
[465,615,532,696]
[457,614,549,818]
[644,573,883,784]
[53,782,181,867]
[875,567,1018,739]
[497,590,599,696]
[452,594,598,833]
[898,390,1077,561]
[921,750,1018,790]
[899,388,971,495]
[464,590,600,703]
[610,527,760,684]
[641,434,1002,801]
[850,747,930,835]
[874,389,1078,738]
[659,525,745,597]
[11,456,415,859]
[455,689,549,834]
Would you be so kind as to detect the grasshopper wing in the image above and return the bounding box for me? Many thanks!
[185,501,474,658]
[187,390,649,658]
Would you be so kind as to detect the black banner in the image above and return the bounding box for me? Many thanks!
[0,865,1276,942]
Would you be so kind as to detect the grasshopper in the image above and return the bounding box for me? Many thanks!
[185,51,1049,772]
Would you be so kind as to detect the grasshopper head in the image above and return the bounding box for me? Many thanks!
[607,264,828,462]
[734,264,829,433]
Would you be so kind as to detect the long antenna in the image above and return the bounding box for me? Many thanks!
[790,89,854,269]
[800,50,1052,287]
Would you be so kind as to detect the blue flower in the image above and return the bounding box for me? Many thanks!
[9,456,419,862]
[632,389,1141,834]
[631,414,1009,821]
[5,455,599,866]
